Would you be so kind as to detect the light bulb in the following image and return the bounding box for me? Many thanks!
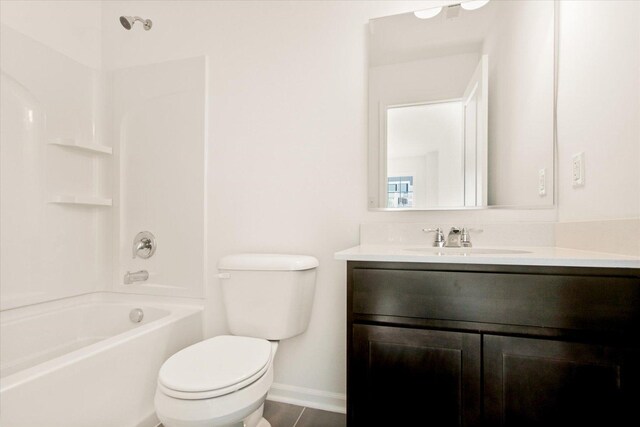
[414,7,443,20]
[460,0,490,11]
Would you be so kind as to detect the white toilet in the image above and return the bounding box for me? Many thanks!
[154,254,319,427]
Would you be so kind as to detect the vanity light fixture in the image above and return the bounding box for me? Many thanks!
[414,0,490,19]
[460,0,490,11]
[414,7,443,20]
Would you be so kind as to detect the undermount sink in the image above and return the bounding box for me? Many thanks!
[404,247,532,256]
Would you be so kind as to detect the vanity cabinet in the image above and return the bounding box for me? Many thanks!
[346,261,640,427]
[483,335,639,426]
[352,324,481,426]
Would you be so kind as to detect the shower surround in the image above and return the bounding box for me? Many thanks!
[0,2,207,425]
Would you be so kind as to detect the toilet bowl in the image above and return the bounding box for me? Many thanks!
[155,254,318,427]
[155,336,278,427]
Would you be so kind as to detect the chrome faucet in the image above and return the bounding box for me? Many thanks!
[445,227,462,247]
[124,270,149,285]
[425,227,482,248]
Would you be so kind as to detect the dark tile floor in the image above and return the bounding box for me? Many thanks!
[158,401,346,427]
[263,400,346,427]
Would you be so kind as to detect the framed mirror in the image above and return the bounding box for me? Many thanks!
[368,0,556,210]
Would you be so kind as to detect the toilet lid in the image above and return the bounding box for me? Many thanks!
[158,335,272,395]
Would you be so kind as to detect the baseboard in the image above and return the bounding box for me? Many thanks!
[267,383,346,414]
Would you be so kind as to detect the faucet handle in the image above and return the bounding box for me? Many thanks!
[423,227,443,235]
[461,227,483,247]
[132,231,157,259]
[423,228,445,247]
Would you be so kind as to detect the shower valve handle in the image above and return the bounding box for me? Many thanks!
[132,231,156,259]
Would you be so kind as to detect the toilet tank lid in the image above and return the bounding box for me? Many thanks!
[218,254,319,271]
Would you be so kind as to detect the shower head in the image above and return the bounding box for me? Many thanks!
[119,16,152,31]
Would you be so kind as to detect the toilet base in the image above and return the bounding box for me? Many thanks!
[243,404,270,427]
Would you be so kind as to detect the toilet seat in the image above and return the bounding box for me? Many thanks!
[158,335,272,400]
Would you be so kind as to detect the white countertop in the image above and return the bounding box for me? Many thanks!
[334,245,640,269]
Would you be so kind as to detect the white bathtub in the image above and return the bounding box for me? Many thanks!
[0,292,203,427]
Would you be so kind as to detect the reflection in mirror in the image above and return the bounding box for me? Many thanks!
[368,0,555,210]
[387,100,466,208]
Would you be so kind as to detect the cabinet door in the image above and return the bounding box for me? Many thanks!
[484,335,640,427]
[350,324,481,426]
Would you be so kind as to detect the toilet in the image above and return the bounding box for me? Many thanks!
[154,254,319,427]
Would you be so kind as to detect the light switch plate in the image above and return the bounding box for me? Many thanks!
[572,152,585,187]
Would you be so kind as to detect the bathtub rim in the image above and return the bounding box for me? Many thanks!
[1,291,203,322]
[0,292,203,393]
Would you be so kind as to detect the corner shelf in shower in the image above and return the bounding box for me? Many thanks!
[48,138,113,155]
[49,195,112,206]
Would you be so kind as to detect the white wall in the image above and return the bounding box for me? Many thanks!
[100,1,557,407]
[0,0,102,69]
[557,0,640,222]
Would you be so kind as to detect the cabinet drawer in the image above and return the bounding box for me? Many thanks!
[352,267,640,332]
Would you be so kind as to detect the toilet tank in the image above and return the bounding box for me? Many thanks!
[217,254,318,340]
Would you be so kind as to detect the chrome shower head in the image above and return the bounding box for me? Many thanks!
[119,16,152,31]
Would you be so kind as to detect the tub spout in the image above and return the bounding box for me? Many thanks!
[124,270,149,285]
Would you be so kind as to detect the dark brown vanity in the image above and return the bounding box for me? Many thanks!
[346,261,640,426]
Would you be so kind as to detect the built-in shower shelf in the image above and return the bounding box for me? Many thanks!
[48,138,112,155]
[49,195,112,206]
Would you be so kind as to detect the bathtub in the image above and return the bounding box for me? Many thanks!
[0,292,203,427]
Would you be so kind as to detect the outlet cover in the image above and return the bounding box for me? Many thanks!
[538,168,546,196]
[572,152,585,187]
